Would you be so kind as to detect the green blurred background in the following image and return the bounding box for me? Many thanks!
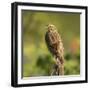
[22,10,80,77]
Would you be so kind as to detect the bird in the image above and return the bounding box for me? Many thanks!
[45,24,64,75]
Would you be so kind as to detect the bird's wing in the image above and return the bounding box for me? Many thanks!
[45,30,61,46]
[45,31,60,55]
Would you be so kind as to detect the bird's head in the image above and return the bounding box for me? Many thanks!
[46,24,57,32]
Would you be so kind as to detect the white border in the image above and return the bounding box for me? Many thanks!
[18,5,86,84]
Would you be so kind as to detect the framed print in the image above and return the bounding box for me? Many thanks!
[11,2,88,87]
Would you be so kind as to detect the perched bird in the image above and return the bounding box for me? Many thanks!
[45,24,64,75]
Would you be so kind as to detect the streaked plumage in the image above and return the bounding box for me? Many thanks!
[45,24,64,75]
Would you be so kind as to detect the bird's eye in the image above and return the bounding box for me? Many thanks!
[49,26,51,28]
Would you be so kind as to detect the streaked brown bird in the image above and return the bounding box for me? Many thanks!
[45,24,64,75]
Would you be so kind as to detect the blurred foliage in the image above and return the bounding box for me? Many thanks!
[22,10,80,77]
